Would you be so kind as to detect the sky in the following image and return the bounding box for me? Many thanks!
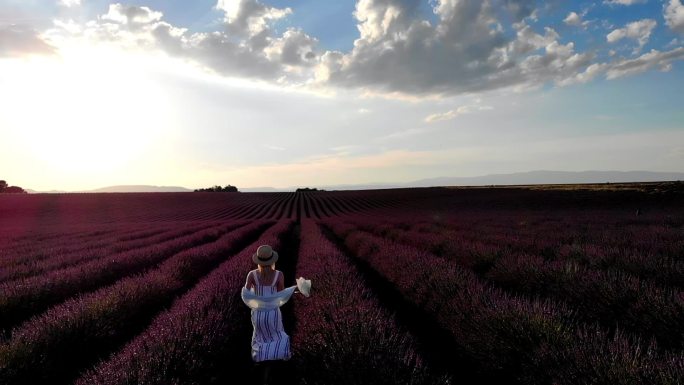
[0,0,683,191]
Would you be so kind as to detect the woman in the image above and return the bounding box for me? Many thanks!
[244,245,292,385]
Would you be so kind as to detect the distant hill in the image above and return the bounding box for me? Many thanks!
[314,170,684,191]
[25,189,68,194]
[27,185,193,193]
[238,187,281,192]
[22,171,684,193]
[409,170,684,188]
[89,185,193,193]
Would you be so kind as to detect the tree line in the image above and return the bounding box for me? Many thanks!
[0,180,26,194]
[194,185,238,192]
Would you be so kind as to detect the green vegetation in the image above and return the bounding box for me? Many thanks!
[194,185,238,192]
[0,180,26,194]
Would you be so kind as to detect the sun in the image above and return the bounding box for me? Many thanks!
[1,44,170,175]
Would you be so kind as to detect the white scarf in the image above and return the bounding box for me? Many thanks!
[240,277,311,310]
[241,286,297,310]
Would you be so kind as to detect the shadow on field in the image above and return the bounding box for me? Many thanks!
[275,221,301,385]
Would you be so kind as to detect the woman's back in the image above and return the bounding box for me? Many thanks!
[252,269,279,295]
[247,268,291,363]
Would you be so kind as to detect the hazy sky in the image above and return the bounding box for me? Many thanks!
[1,0,683,191]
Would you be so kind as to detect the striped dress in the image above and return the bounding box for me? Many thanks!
[248,269,292,362]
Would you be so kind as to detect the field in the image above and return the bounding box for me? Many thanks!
[0,185,683,385]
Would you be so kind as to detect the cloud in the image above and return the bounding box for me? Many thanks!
[59,0,81,7]
[666,37,682,47]
[606,47,684,79]
[556,63,609,86]
[49,1,320,82]
[603,0,647,5]
[318,0,601,97]
[563,10,594,30]
[265,29,318,69]
[102,4,163,27]
[564,12,583,26]
[425,104,493,123]
[0,25,55,57]
[216,0,291,37]
[504,0,537,22]
[606,19,657,53]
[556,45,684,83]
[665,0,684,34]
[379,127,434,140]
[41,0,684,97]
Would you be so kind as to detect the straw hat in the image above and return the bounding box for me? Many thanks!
[296,277,312,297]
[252,244,279,266]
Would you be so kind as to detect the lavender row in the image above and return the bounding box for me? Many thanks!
[493,216,684,288]
[349,219,684,351]
[0,192,254,224]
[0,225,120,257]
[291,220,449,385]
[351,215,684,289]
[0,222,244,334]
[0,220,272,385]
[75,220,294,385]
[0,223,168,268]
[324,221,684,385]
[384,211,684,265]
[484,253,684,350]
[0,222,220,283]
[474,213,683,285]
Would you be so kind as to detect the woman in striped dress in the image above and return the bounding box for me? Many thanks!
[245,245,292,384]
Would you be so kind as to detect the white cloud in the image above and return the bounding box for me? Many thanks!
[554,45,684,83]
[39,0,684,97]
[508,24,559,55]
[216,0,291,37]
[59,0,81,7]
[265,29,318,69]
[665,0,684,34]
[102,4,163,26]
[564,12,582,26]
[48,1,320,82]
[378,127,434,140]
[606,47,684,78]
[319,0,597,96]
[606,19,657,53]
[516,39,595,88]
[563,11,593,29]
[603,0,647,5]
[557,63,609,86]
[425,104,493,123]
[666,38,682,47]
[505,0,537,22]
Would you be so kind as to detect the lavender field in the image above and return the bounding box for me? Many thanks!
[0,185,683,385]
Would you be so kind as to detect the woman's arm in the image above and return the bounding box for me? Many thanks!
[277,271,285,292]
[245,271,255,291]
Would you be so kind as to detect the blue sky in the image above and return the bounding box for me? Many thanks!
[0,0,683,191]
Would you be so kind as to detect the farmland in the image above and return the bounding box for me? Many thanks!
[0,185,683,385]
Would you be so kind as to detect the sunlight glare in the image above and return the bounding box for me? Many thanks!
[1,45,170,174]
